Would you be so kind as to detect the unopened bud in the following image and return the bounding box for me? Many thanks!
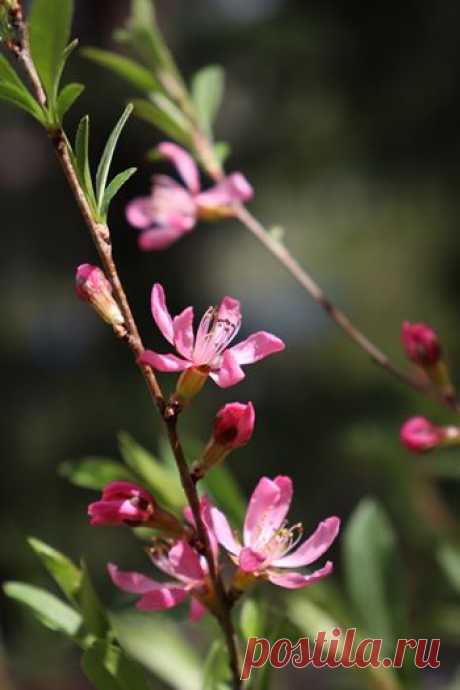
[401,321,441,367]
[400,416,460,453]
[192,402,255,480]
[75,264,124,330]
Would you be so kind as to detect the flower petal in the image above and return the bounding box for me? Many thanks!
[210,350,245,388]
[184,496,219,564]
[272,517,340,568]
[137,586,188,611]
[196,172,253,208]
[138,227,187,251]
[157,142,200,194]
[108,563,161,594]
[189,597,207,622]
[151,283,175,343]
[167,540,205,583]
[229,332,285,366]
[243,476,292,548]
[125,197,153,229]
[266,561,333,589]
[239,547,266,573]
[210,506,241,556]
[139,349,190,372]
[173,306,194,359]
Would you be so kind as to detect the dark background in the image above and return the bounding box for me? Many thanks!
[2,0,460,688]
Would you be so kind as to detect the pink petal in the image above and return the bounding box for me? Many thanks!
[266,561,334,589]
[184,496,219,564]
[189,597,207,622]
[138,349,190,373]
[210,506,241,556]
[243,476,292,548]
[126,197,153,229]
[272,517,340,568]
[196,172,253,208]
[157,142,200,194]
[168,540,205,583]
[173,306,195,360]
[210,350,245,388]
[137,586,188,611]
[151,283,174,343]
[239,547,266,573]
[217,295,242,325]
[108,563,161,594]
[138,227,187,251]
[229,332,285,366]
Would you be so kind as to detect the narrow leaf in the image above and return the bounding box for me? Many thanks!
[28,0,74,102]
[132,96,191,145]
[3,581,81,636]
[0,83,45,123]
[83,640,151,690]
[100,167,137,220]
[81,48,159,93]
[191,65,225,135]
[28,537,81,602]
[0,54,28,90]
[56,82,84,121]
[59,457,136,490]
[96,104,133,211]
[118,432,183,510]
[78,561,109,638]
[74,115,96,209]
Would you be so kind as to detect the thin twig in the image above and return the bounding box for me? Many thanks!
[9,6,241,687]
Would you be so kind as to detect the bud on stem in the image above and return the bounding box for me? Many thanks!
[75,264,125,333]
[401,416,460,453]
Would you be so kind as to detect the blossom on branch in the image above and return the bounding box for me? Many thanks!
[139,283,285,396]
[400,416,460,453]
[401,321,441,367]
[126,142,253,250]
[75,263,124,329]
[211,475,340,590]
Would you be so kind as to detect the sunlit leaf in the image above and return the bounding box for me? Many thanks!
[100,167,137,220]
[60,456,135,490]
[95,104,133,211]
[81,47,159,93]
[0,83,45,123]
[3,582,81,637]
[74,115,97,209]
[28,537,81,602]
[132,96,191,145]
[56,82,84,121]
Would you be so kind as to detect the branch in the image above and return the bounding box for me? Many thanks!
[9,6,241,687]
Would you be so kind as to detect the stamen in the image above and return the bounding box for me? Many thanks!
[193,306,241,366]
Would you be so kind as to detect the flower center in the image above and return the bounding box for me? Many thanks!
[193,306,241,366]
[261,522,304,562]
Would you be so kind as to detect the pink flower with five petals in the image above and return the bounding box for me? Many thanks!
[139,283,285,388]
[211,475,340,589]
[126,142,253,250]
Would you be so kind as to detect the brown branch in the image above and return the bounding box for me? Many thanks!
[9,6,241,687]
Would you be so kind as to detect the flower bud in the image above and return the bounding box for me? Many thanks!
[401,321,441,367]
[400,416,460,453]
[75,264,125,330]
[192,402,255,480]
[88,481,184,536]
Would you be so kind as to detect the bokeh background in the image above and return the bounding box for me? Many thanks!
[2,0,460,688]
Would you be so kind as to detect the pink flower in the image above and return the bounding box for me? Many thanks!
[88,482,156,526]
[211,475,340,589]
[126,142,253,250]
[213,402,256,448]
[75,263,124,328]
[401,321,441,367]
[108,497,217,622]
[400,416,444,453]
[139,283,285,389]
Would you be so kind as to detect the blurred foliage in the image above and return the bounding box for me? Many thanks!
[3,0,460,688]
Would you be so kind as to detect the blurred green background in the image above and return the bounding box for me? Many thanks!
[3,0,460,688]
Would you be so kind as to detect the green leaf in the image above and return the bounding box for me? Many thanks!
[239,599,266,640]
[0,83,45,123]
[202,464,245,526]
[343,498,407,652]
[77,561,109,638]
[203,641,231,690]
[110,610,201,690]
[83,640,151,690]
[118,432,183,510]
[95,104,133,212]
[132,96,191,145]
[191,65,225,135]
[214,142,231,165]
[81,48,159,93]
[74,115,97,209]
[28,537,81,602]
[0,54,28,90]
[3,581,81,637]
[56,82,84,121]
[438,543,460,594]
[100,167,137,220]
[28,0,74,103]
[59,457,136,490]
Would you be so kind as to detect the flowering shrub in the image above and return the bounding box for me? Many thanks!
[2,1,460,689]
